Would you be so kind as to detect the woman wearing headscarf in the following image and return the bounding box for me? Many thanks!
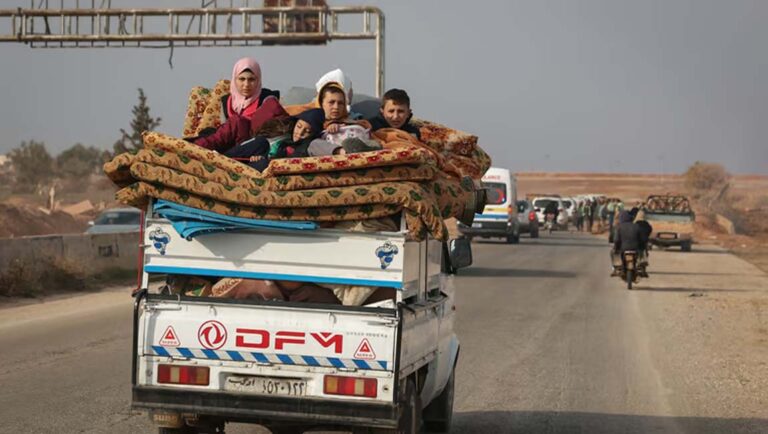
[193,57,287,153]
[223,108,325,171]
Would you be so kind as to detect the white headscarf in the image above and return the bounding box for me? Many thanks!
[315,68,353,109]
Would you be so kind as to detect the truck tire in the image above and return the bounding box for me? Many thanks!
[159,427,199,434]
[681,241,692,252]
[423,368,455,433]
[506,234,519,244]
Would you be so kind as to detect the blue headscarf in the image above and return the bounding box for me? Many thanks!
[619,210,633,224]
[294,108,325,141]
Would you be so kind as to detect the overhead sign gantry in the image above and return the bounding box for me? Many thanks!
[0,0,385,96]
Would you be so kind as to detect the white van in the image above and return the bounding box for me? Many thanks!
[457,167,520,243]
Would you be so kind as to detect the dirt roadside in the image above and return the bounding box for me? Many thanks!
[629,244,768,421]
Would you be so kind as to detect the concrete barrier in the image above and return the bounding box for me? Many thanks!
[715,214,736,235]
[0,232,140,275]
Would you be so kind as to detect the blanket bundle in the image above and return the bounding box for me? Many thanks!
[105,132,478,240]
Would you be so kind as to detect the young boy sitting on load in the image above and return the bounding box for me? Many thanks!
[308,82,383,156]
[368,88,421,140]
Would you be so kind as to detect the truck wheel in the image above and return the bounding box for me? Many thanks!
[681,241,692,252]
[270,427,304,434]
[423,368,455,433]
[396,378,422,434]
[159,427,198,434]
[506,234,519,244]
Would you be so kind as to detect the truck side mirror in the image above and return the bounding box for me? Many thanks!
[449,238,473,270]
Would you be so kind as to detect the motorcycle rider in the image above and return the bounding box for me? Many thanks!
[634,210,653,277]
[611,210,643,277]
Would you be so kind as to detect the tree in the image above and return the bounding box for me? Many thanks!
[55,143,107,179]
[9,141,54,192]
[684,161,729,192]
[113,88,161,155]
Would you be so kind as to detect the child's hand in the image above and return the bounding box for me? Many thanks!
[249,155,264,162]
[326,123,341,134]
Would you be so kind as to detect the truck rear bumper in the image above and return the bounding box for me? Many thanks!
[651,234,691,246]
[132,386,397,428]
[457,220,514,237]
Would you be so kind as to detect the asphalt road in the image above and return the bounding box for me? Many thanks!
[1,232,766,434]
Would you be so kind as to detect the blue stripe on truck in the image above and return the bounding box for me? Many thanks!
[144,265,402,289]
[152,346,170,357]
[475,213,508,220]
[147,346,390,371]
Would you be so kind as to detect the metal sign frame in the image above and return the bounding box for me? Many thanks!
[0,2,385,96]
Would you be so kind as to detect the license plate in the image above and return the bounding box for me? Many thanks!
[472,223,482,228]
[224,375,307,397]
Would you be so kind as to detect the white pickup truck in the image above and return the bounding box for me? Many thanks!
[131,200,471,434]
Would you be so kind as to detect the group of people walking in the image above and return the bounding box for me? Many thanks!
[574,197,625,235]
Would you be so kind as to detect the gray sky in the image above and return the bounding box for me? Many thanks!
[1,0,766,174]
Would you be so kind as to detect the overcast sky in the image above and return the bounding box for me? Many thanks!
[1,0,766,174]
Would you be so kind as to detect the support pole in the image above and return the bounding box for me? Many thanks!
[375,10,384,97]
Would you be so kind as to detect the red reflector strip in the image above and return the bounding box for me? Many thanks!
[157,364,210,386]
[324,375,377,398]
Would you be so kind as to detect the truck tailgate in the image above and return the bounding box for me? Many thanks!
[133,294,400,425]
[140,296,397,371]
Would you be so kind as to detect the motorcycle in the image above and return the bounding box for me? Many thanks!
[612,250,648,289]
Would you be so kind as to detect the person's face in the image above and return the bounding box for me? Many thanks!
[321,91,346,121]
[380,100,410,129]
[292,119,313,142]
[235,70,259,98]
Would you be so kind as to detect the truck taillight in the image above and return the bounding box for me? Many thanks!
[528,211,536,221]
[324,375,377,398]
[157,364,210,386]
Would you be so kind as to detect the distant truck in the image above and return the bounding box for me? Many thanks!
[643,194,695,252]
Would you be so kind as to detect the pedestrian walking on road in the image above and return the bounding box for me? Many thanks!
[607,199,616,242]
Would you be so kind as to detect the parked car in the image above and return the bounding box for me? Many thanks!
[561,197,577,224]
[85,208,141,234]
[516,200,539,238]
[531,196,568,228]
